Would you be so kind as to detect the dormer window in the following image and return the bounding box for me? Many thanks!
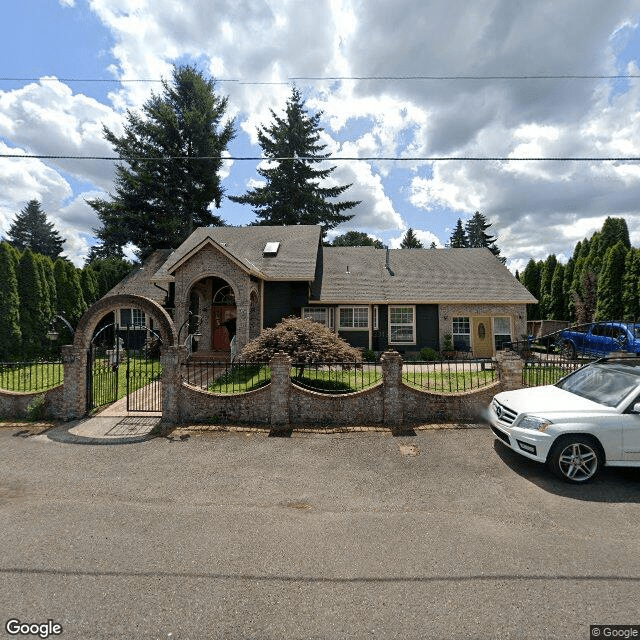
[263,241,280,256]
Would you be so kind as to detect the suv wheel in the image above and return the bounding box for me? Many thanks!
[547,436,603,483]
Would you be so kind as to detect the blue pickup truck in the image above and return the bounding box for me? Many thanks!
[557,322,640,358]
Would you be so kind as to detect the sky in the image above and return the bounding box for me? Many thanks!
[2,1,640,273]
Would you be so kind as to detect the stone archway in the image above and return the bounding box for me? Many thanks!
[63,295,179,421]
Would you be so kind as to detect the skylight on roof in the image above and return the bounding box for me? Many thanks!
[263,241,280,256]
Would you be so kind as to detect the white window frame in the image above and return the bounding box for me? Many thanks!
[339,306,369,330]
[452,316,471,350]
[131,308,146,328]
[388,305,416,345]
[302,307,334,330]
[493,316,512,350]
[373,305,379,331]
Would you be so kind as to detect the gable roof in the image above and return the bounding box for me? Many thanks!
[103,249,172,304]
[311,246,537,304]
[152,225,321,282]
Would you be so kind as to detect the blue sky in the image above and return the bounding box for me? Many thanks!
[2,0,640,271]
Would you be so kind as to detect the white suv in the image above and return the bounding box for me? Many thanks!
[488,357,640,483]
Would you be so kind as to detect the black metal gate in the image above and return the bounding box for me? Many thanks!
[87,322,121,411]
[125,324,163,412]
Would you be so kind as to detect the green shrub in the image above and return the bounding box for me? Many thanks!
[419,347,439,361]
[362,348,377,362]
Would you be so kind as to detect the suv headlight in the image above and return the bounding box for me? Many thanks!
[518,416,552,432]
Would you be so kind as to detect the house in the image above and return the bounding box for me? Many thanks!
[104,224,536,358]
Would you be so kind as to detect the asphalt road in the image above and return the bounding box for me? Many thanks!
[1,425,639,640]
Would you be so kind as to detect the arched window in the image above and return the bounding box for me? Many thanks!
[213,285,235,306]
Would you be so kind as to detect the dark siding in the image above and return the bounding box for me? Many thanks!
[263,281,310,328]
[416,304,439,350]
[372,305,389,351]
[338,330,369,350]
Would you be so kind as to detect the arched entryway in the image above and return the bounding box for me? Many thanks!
[185,277,238,360]
[64,295,176,420]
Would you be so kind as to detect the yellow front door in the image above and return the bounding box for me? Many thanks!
[472,317,493,358]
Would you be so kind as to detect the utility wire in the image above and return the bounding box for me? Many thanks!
[1,74,639,84]
[2,153,640,162]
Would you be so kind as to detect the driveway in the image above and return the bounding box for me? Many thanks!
[0,426,638,640]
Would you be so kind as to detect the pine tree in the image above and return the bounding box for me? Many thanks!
[595,241,628,320]
[17,249,47,356]
[399,228,424,249]
[622,248,640,320]
[0,243,21,359]
[80,267,99,308]
[464,212,505,263]
[520,259,542,320]
[89,65,234,258]
[7,200,65,259]
[448,218,469,247]
[230,87,360,235]
[539,255,558,319]
[600,217,630,252]
[331,231,384,248]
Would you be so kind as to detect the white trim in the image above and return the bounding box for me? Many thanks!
[338,305,369,330]
[388,305,416,345]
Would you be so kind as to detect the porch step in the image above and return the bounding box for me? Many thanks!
[189,350,230,362]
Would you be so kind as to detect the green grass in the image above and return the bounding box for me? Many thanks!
[402,369,497,393]
[291,366,382,393]
[89,356,162,406]
[0,362,64,392]
[523,365,574,387]
[207,364,271,394]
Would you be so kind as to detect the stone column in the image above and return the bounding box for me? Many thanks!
[495,349,524,390]
[160,345,187,428]
[381,349,404,427]
[269,351,292,429]
[61,345,89,421]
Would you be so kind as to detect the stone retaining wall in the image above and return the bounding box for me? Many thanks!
[0,384,65,421]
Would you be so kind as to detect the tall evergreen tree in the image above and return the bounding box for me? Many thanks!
[230,87,360,235]
[595,241,628,320]
[600,217,630,252]
[520,258,542,320]
[54,259,87,324]
[7,200,65,259]
[622,247,640,320]
[549,262,567,320]
[17,249,47,355]
[331,231,384,248]
[89,65,234,259]
[85,256,135,298]
[538,255,558,319]
[80,267,99,308]
[0,243,21,359]
[448,218,469,247]
[464,212,505,263]
[399,228,424,249]
[573,271,598,324]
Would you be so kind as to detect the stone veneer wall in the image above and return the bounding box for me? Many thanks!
[0,349,525,425]
[176,350,524,427]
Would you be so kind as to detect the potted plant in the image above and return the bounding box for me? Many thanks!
[442,333,455,359]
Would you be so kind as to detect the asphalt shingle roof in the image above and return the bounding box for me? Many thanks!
[312,246,537,304]
[152,225,321,282]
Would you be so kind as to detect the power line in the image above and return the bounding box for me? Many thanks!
[2,153,640,162]
[1,74,639,85]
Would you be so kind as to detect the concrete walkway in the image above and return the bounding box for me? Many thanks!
[42,391,163,445]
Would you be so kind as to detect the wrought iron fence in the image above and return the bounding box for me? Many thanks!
[290,361,382,394]
[184,360,271,394]
[506,336,595,387]
[402,359,497,393]
[0,346,65,393]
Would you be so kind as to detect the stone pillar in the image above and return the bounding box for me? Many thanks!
[269,351,292,429]
[160,345,187,428]
[62,345,88,421]
[495,349,524,390]
[381,349,404,427]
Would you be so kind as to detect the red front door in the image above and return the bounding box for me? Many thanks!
[212,306,235,350]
